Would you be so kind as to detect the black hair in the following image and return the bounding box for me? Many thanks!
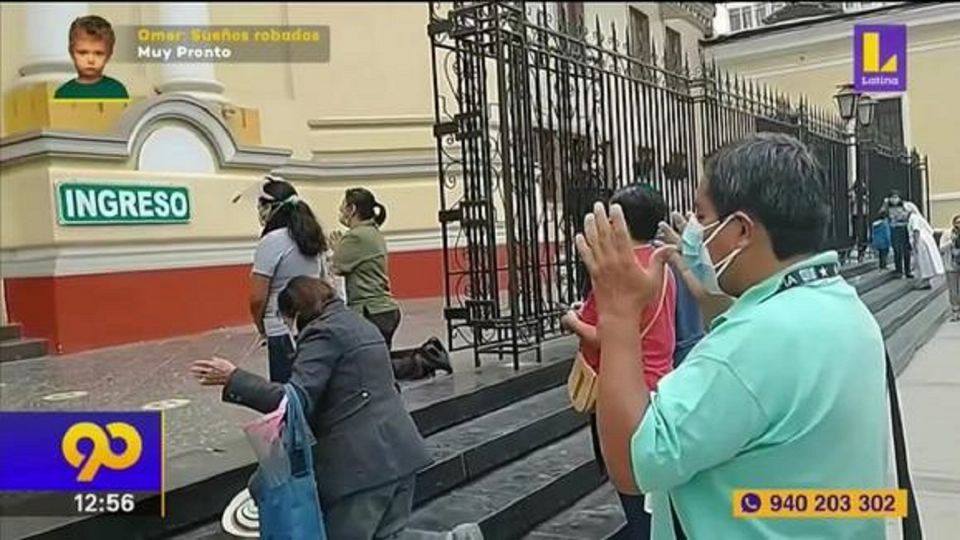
[704,132,830,260]
[260,177,327,257]
[344,187,387,227]
[278,276,333,331]
[609,183,667,242]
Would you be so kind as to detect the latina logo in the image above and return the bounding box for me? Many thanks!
[854,24,906,92]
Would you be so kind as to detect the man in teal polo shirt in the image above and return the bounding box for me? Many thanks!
[576,133,889,539]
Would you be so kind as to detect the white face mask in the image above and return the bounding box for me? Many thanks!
[258,203,276,227]
[681,212,749,295]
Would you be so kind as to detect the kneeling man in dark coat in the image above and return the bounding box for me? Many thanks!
[193,276,432,539]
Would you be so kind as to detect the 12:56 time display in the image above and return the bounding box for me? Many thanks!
[74,493,136,513]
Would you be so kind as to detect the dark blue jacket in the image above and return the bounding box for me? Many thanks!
[673,275,704,366]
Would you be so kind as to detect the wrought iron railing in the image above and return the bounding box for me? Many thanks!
[428,2,929,367]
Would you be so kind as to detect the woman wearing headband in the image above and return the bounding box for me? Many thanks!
[250,175,332,382]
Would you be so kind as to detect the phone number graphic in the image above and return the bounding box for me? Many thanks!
[733,489,907,518]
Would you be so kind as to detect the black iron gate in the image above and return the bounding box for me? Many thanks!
[428,2,700,367]
[428,2,928,368]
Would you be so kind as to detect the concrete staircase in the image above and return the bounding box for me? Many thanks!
[5,262,947,540]
[0,323,47,363]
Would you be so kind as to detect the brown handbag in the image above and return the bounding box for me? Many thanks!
[566,274,670,413]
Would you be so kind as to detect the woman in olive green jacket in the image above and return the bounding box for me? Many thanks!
[329,188,403,348]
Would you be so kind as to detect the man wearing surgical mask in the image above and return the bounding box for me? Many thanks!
[578,133,890,539]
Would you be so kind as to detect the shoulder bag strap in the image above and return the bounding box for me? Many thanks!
[886,351,923,539]
[639,270,671,339]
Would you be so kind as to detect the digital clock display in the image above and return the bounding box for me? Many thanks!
[74,493,137,514]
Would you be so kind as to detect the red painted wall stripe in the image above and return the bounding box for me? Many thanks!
[3,244,546,354]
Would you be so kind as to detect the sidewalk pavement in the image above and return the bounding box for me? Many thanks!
[896,319,960,539]
[0,298,489,459]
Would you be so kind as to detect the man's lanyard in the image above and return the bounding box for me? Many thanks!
[772,262,841,296]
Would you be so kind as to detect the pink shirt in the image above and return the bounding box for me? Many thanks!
[578,245,677,391]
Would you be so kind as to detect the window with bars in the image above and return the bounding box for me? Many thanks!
[628,7,650,60]
[665,26,682,71]
[560,2,585,36]
[870,96,905,150]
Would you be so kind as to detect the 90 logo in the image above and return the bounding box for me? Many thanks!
[61,422,143,482]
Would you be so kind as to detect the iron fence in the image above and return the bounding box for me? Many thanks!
[428,2,929,367]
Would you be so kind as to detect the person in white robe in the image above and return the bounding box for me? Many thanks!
[905,202,945,288]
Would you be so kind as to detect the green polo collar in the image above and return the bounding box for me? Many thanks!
[711,251,840,330]
[352,218,378,230]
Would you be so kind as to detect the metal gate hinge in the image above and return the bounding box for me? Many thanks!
[428,19,453,37]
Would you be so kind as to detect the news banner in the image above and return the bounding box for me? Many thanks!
[0,410,908,521]
[0,411,164,517]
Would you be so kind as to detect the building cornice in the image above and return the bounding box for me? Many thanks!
[705,3,960,62]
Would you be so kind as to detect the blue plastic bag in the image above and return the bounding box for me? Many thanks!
[248,384,326,540]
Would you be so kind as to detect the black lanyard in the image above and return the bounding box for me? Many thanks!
[669,261,922,540]
[772,262,841,296]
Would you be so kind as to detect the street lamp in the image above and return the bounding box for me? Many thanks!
[857,94,876,129]
[833,83,877,262]
[834,83,859,122]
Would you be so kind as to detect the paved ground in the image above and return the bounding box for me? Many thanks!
[896,319,960,539]
[0,298,502,458]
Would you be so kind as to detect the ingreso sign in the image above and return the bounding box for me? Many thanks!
[57,183,191,225]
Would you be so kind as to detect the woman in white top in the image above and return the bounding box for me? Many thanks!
[249,175,334,382]
[905,202,944,289]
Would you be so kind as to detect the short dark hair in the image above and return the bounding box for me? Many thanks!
[704,133,830,260]
[609,183,667,241]
[69,15,116,53]
[344,188,387,227]
[278,276,332,318]
[260,176,327,257]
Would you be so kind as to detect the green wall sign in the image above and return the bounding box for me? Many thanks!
[57,183,191,225]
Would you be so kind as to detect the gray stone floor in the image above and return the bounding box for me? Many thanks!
[0,297,502,458]
[895,319,960,539]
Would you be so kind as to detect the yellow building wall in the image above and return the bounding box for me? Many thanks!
[0,158,440,251]
[712,19,960,228]
[1,3,442,249]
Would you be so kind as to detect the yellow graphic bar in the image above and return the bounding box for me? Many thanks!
[863,32,881,72]
[733,489,907,519]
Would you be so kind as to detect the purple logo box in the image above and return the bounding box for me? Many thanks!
[854,24,907,92]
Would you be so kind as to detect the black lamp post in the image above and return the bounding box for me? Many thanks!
[834,84,876,261]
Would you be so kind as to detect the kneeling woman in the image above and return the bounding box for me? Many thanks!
[192,276,432,539]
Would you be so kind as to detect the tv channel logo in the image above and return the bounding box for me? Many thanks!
[854,24,907,92]
[0,412,162,491]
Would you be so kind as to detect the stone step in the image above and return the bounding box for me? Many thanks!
[403,428,604,540]
[415,386,586,506]
[875,281,948,340]
[0,324,22,342]
[887,289,949,376]
[0,338,47,363]
[2,342,578,540]
[848,267,896,295]
[860,275,915,315]
[524,483,625,540]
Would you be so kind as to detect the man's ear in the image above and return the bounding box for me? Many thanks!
[733,213,756,250]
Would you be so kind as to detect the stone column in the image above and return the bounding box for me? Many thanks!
[155,2,226,102]
[18,2,90,85]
